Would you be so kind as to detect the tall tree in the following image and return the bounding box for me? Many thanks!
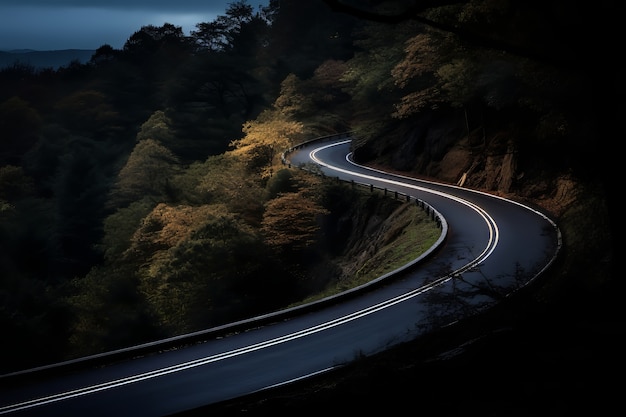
[129,203,268,332]
[229,109,305,180]
[53,90,122,138]
[261,190,329,255]
[110,139,180,208]
[195,154,266,225]
[0,96,42,164]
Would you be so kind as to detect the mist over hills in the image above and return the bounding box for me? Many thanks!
[0,49,95,69]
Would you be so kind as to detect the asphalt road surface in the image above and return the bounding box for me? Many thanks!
[0,136,560,417]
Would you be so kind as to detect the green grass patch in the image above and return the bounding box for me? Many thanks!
[297,201,442,304]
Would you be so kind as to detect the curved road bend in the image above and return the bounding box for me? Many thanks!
[0,137,560,417]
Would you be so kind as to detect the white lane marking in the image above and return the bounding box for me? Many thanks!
[309,140,499,271]
[1,139,500,415]
[2,264,478,414]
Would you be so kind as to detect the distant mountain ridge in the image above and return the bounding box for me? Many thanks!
[0,49,96,70]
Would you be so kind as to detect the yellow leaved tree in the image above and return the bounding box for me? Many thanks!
[261,170,329,255]
[228,109,305,180]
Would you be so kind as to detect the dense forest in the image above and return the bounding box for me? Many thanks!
[0,0,621,412]
[0,0,372,372]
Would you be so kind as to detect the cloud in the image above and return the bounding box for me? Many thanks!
[0,1,268,50]
[0,1,242,13]
[0,7,212,50]
[0,8,167,50]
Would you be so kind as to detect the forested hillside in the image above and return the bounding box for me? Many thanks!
[0,0,620,412]
[0,0,370,372]
[0,49,96,70]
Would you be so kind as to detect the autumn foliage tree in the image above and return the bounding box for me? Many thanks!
[261,170,329,255]
[262,192,329,254]
[229,108,305,180]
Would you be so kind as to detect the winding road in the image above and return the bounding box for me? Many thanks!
[0,135,561,416]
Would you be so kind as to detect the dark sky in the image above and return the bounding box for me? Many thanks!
[0,0,269,51]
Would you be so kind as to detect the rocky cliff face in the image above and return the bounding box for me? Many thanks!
[351,109,582,219]
[213,124,619,415]
[352,110,618,312]
[312,187,438,290]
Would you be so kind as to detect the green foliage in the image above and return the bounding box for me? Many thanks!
[66,263,157,358]
[273,62,352,133]
[340,22,416,137]
[127,203,288,332]
[110,139,181,207]
[53,90,122,138]
[195,153,266,223]
[192,0,259,54]
[122,23,192,59]
[265,168,297,199]
[0,0,610,371]
[261,190,329,254]
[0,165,35,200]
[137,110,175,144]
[51,141,111,278]
[0,96,42,164]
[0,197,55,281]
[100,199,155,261]
[230,108,305,179]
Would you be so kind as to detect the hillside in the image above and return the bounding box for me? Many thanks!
[199,93,619,417]
[0,49,95,69]
[197,114,620,417]
[0,0,621,414]
[190,1,621,413]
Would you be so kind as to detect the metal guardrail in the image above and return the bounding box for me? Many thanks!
[1,132,449,382]
[278,130,449,296]
[281,131,354,166]
[283,131,446,232]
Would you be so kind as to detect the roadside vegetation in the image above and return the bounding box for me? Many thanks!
[295,194,441,305]
[0,1,617,398]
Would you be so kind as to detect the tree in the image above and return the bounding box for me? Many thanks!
[195,153,266,225]
[0,96,42,164]
[192,20,230,52]
[123,23,191,57]
[261,169,330,255]
[191,0,256,53]
[273,73,315,117]
[229,109,305,179]
[264,0,358,76]
[136,110,176,147]
[128,203,268,332]
[66,262,157,358]
[261,191,329,255]
[340,20,416,140]
[53,90,122,138]
[99,199,154,262]
[89,44,118,66]
[51,140,111,278]
[0,165,35,201]
[110,139,180,207]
